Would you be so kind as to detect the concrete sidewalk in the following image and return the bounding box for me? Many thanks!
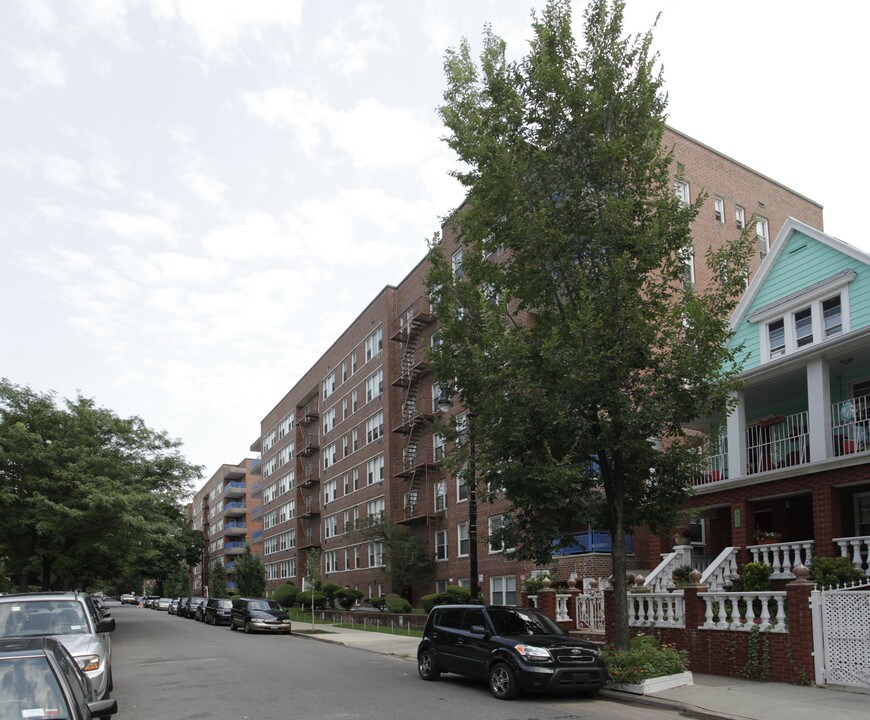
[291,622,868,720]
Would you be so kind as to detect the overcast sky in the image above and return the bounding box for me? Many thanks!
[2,0,867,493]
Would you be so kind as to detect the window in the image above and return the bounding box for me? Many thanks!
[823,296,843,337]
[324,479,337,504]
[352,428,359,452]
[434,480,447,512]
[278,471,293,495]
[265,562,279,581]
[366,455,384,485]
[855,492,870,536]
[768,319,786,358]
[364,327,383,362]
[341,362,347,383]
[323,442,337,469]
[263,430,277,452]
[323,408,336,434]
[452,248,464,279]
[366,411,384,443]
[490,576,517,606]
[682,246,695,287]
[279,530,295,550]
[279,559,293,579]
[369,541,384,567]
[324,514,338,539]
[262,457,276,479]
[264,536,278,555]
[675,180,690,205]
[278,413,294,438]
[435,530,447,561]
[351,350,357,374]
[365,369,383,402]
[325,550,338,573]
[433,433,446,462]
[263,483,277,504]
[278,443,293,467]
[367,497,385,520]
[322,371,336,399]
[488,515,509,553]
[756,217,770,256]
[457,476,468,502]
[342,398,348,420]
[457,522,469,557]
[736,205,746,230]
[352,389,358,413]
[353,467,360,490]
[714,196,724,223]
[794,307,813,348]
[278,500,294,522]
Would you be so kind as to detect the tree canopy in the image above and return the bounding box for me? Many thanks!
[234,544,266,597]
[0,379,201,592]
[428,0,753,648]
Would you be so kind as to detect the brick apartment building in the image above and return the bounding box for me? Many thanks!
[189,459,262,595]
[249,126,825,604]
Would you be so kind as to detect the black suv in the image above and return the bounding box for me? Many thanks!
[229,598,291,634]
[417,604,607,700]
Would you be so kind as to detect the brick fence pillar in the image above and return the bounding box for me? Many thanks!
[812,485,840,557]
[785,565,816,682]
[536,579,556,622]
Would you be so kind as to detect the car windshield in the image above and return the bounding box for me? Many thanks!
[248,600,280,611]
[0,601,90,637]
[0,656,68,720]
[487,608,565,636]
[216,600,232,608]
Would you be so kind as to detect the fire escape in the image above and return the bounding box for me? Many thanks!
[390,296,440,525]
[296,397,321,560]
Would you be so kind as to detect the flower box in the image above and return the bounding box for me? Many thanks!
[607,671,694,695]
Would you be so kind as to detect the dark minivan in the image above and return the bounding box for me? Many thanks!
[203,598,232,626]
[417,604,607,700]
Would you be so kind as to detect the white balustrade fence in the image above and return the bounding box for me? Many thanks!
[628,592,685,628]
[699,547,739,592]
[747,540,814,579]
[555,594,570,622]
[833,535,870,575]
[698,591,787,632]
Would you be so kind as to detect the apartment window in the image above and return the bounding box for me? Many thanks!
[265,562,279,581]
[369,541,384,567]
[457,522,469,557]
[490,576,517,606]
[264,536,278,555]
[364,327,383,362]
[855,492,870,536]
[736,205,746,230]
[323,442,337,469]
[823,296,843,337]
[288,558,297,578]
[367,454,384,485]
[768,319,786,358]
[263,483,277,504]
[279,530,295,550]
[756,217,770,256]
[262,457,276,479]
[794,307,814,348]
[365,369,384,403]
[324,479,337,504]
[278,500,294,523]
[352,389,358,413]
[323,407,336,434]
[341,362,347,383]
[435,580,448,593]
[352,428,359,452]
[435,530,447,561]
[322,371,336,400]
[353,467,360,490]
[366,411,384,443]
[367,497,385,520]
[433,433,446,462]
[351,351,357,374]
[452,247,464,279]
[324,514,338,539]
[434,480,447,512]
[342,398,348,420]
[263,430,277,452]
[682,246,695,287]
[279,413,294,438]
[714,196,725,223]
[343,434,349,458]
[675,180,690,205]
[457,476,468,502]
[278,443,293,467]
[342,472,350,495]
[278,471,293,495]
[325,550,338,573]
[488,515,508,553]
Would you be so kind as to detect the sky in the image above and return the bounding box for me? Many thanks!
[2,0,868,493]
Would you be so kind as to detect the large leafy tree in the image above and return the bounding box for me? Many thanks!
[234,544,266,597]
[428,0,753,649]
[0,379,201,591]
[209,559,228,598]
[355,518,433,599]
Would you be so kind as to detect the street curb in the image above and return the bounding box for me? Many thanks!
[600,689,746,720]
[289,629,417,661]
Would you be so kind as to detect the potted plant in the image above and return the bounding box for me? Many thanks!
[671,565,695,588]
[755,530,782,545]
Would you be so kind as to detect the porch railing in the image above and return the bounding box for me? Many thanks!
[698,591,787,632]
[831,397,869,456]
[644,545,694,592]
[694,434,728,487]
[628,591,685,628]
[699,547,739,591]
[833,535,870,575]
[747,540,814,579]
[745,411,809,475]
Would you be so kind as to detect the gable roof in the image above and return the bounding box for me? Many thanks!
[729,217,870,332]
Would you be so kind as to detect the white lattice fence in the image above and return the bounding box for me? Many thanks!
[811,582,870,689]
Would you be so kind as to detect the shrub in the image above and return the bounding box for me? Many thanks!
[321,582,341,608]
[671,565,694,585]
[421,593,439,613]
[385,594,412,613]
[367,596,387,611]
[732,562,772,592]
[604,634,689,685]
[335,588,363,611]
[272,582,297,608]
[438,585,471,605]
[810,556,867,588]
[521,573,551,594]
[297,590,326,609]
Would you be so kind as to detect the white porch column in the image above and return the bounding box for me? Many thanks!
[726,389,746,479]
[807,358,831,461]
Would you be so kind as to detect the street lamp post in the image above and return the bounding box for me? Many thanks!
[436,388,479,603]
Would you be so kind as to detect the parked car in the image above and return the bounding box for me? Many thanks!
[180,597,206,619]
[203,598,232,626]
[155,598,172,611]
[90,596,109,617]
[119,594,136,605]
[167,598,180,615]
[0,636,118,719]
[229,598,292,634]
[194,602,207,622]
[416,604,607,700]
[0,591,115,700]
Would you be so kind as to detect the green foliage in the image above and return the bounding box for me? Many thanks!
[385,593,412,613]
[366,596,387,612]
[733,563,772,592]
[604,634,688,684]
[272,582,297,608]
[353,517,433,593]
[671,565,694,584]
[233,544,266,598]
[743,624,772,680]
[810,556,867,588]
[421,593,439,613]
[297,590,326,610]
[208,559,227,599]
[0,379,201,592]
[521,572,552,594]
[335,587,363,611]
[321,581,341,608]
[428,0,755,649]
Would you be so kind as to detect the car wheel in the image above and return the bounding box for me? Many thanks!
[489,662,520,700]
[417,650,440,681]
[230,619,237,631]
[244,621,252,634]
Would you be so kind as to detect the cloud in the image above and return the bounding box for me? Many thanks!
[96,210,180,246]
[182,167,226,205]
[314,3,391,78]
[7,45,66,86]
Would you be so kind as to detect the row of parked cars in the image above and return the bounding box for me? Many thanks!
[0,591,119,718]
[136,594,291,633]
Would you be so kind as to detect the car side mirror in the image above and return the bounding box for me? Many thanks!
[469,624,488,636]
[97,617,116,633]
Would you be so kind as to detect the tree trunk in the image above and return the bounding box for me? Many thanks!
[41,555,53,591]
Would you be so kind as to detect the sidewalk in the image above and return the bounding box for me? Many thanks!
[291,622,868,720]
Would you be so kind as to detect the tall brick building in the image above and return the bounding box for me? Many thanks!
[249,127,825,603]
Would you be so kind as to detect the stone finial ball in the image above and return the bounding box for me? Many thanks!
[541,576,552,589]
[793,563,810,581]
[689,568,702,584]
[634,575,645,587]
[588,578,599,590]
